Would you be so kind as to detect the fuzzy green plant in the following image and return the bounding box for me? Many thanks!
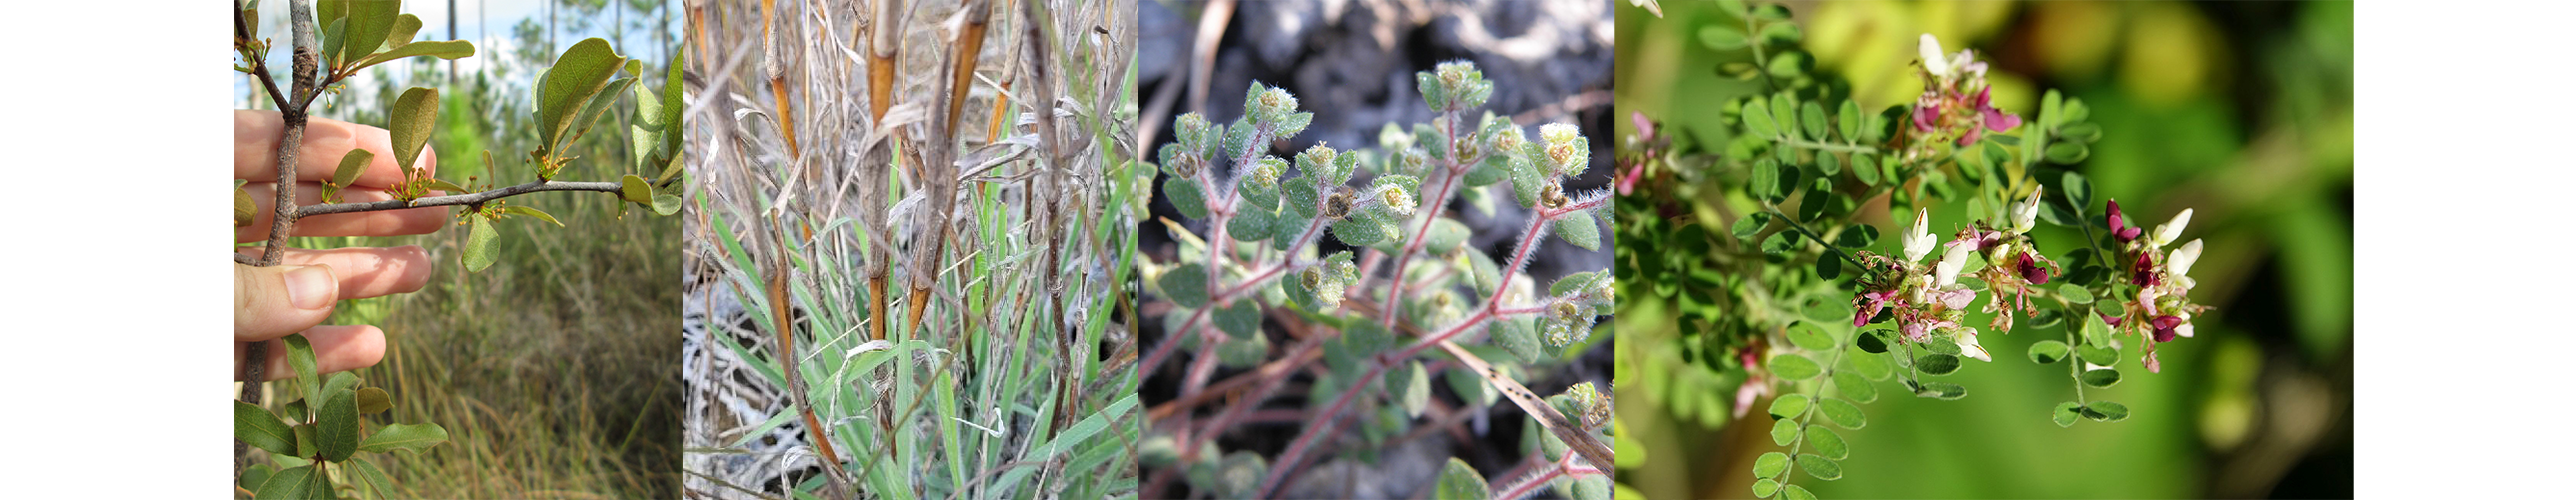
[232,1,682,498]
[1613,1,2211,499]
[1139,60,1617,500]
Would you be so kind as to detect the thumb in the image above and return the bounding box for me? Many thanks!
[235,263,338,342]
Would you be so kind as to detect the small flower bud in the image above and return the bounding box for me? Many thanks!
[1253,86,1299,119]
[2012,186,2043,232]
[1539,183,1567,209]
[1248,158,1282,190]
[1493,125,1527,155]
[1323,191,1356,219]
[1302,143,1337,169]
[2166,238,2203,278]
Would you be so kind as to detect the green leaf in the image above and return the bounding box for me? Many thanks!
[1748,158,1781,201]
[313,389,359,460]
[253,465,326,500]
[2053,402,2082,427]
[2080,369,2122,388]
[1753,479,1781,498]
[1770,419,1800,445]
[235,401,297,456]
[1837,100,1865,144]
[2057,122,2104,142]
[462,213,500,273]
[293,423,316,458]
[349,457,395,499]
[1227,205,1275,241]
[324,149,372,203]
[1818,399,1866,429]
[339,0,400,62]
[1394,361,1430,419]
[1699,25,1748,50]
[1796,454,1842,480]
[1837,223,1879,249]
[1831,376,1876,403]
[1850,153,1879,185]
[1771,162,1803,204]
[2055,283,2094,304]
[1733,212,1775,240]
[1165,177,1209,219]
[2077,343,2120,366]
[321,17,347,67]
[2028,341,2069,364]
[1785,323,1834,351]
[1768,354,1823,380]
[2081,400,2131,421]
[1854,330,1891,354]
[1752,452,1790,479]
[1799,177,1831,220]
[568,77,641,149]
[1799,100,1829,141]
[2046,141,2089,165]
[1159,264,1210,308]
[240,464,274,491]
[1212,302,1261,338]
[353,40,475,73]
[1804,425,1848,459]
[1784,484,1818,500]
[1741,98,1779,140]
[283,334,320,404]
[536,38,628,151]
[1434,458,1490,499]
[1802,295,1852,325]
[357,423,450,454]
[1768,394,1811,420]
[1914,354,1961,375]
[236,180,257,228]
[388,87,438,173]
[1331,210,1397,247]
[1915,382,1967,400]
[356,387,392,414]
[2081,311,2114,342]
[498,206,565,227]
[652,193,682,216]
[1555,209,1602,250]
[385,14,421,49]
[317,372,361,406]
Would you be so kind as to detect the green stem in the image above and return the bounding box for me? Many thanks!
[1775,327,1854,492]
[1767,208,1874,278]
[1774,136,1878,154]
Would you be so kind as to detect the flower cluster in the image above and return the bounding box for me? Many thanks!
[1965,188,2059,333]
[2102,200,2210,371]
[1910,34,2021,151]
[1849,208,1994,362]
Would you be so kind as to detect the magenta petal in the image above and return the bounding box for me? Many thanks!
[1959,126,1982,146]
[2017,254,2050,284]
[2150,315,2182,343]
[1913,105,1940,132]
[1982,109,2021,132]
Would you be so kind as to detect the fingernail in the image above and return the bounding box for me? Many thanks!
[286,265,336,310]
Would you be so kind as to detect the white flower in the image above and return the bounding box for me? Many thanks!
[2166,238,2203,277]
[1903,208,1937,262]
[2153,208,2194,244]
[1934,249,1968,289]
[1919,33,1950,78]
[2175,312,2196,338]
[1951,327,1992,362]
[2011,186,2043,232]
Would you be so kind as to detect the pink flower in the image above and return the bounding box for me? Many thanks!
[1974,87,2021,133]
[2016,253,2049,284]
[2149,315,2183,343]
[2106,200,2142,243]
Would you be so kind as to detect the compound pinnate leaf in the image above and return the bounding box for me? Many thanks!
[1796,454,1843,480]
[1159,263,1210,308]
[1836,223,1879,248]
[1802,295,1852,323]
[2078,343,2120,366]
[1818,399,1866,429]
[1799,100,1830,141]
[2046,141,2089,164]
[235,400,296,456]
[536,38,626,150]
[1752,451,1789,479]
[1434,458,1490,499]
[1768,353,1822,380]
[2028,340,2070,363]
[1753,479,1781,498]
[1733,212,1774,240]
[388,88,438,174]
[1771,419,1800,445]
[358,423,450,454]
[1785,323,1834,351]
[1854,330,1891,354]
[1699,25,1747,50]
[2055,283,2095,304]
[253,465,325,500]
[1769,393,1811,420]
[2053,402,2082,427]
[1784,484,1819,500]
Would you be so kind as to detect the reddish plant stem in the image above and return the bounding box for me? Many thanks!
[1380,109,1463,334]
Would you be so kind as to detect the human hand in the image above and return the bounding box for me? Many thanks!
[233,109,446,381]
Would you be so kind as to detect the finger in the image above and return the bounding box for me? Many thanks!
[235,263,338,342]
[235,182,450,242]
[235,246,435,300]
[235,110,437,189]
[235,325,386,382]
